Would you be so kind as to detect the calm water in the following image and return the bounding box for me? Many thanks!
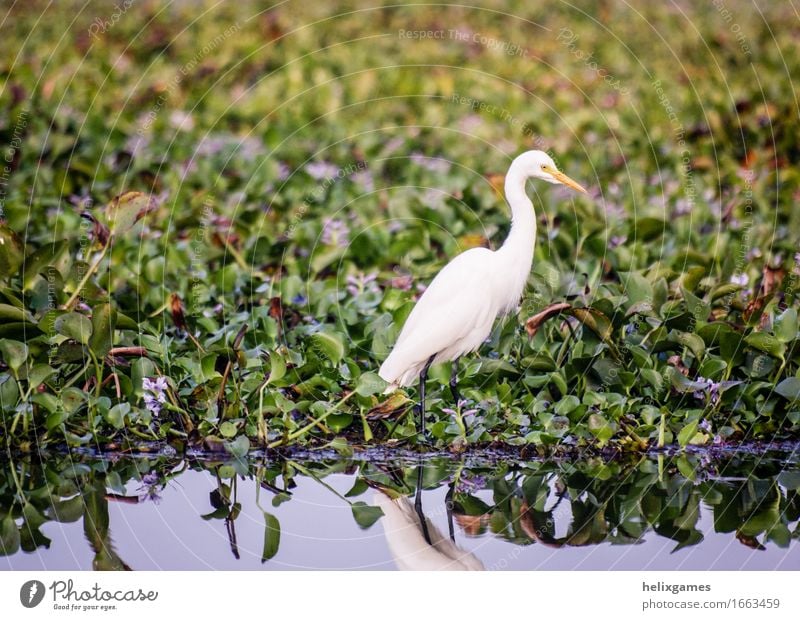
[1,448,799,570]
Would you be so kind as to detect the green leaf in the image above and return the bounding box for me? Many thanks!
[219,421,238,438]
[620,272,654,306]
[568,307,613,341]
[46,408,71,431]
[261,513,281,562]
[351,501,383,529]
[267,351,287,384]
[309,331,346,365]
[672,331,705,359]
[682,288,710,322]
[355,371,387,397]
[554,395,580,415]
[225,435,250,457]
[588,413,613,443]
[677,420,699,447]
[27,364,56,388]
[631,217,665,242]
[774,308,798,343]
[744,332,785,359]
[89,303,114,358]
[0,223,25,278]
[0,303,34,323]
[47,496,85,522]
[0,339,27,373]
[775,378,800,402]
[55,312,93,345]
[105,191,154,235]
[103,402,129,429]
[60,387,88,414]
[0,375,19,412]
[22,240,67,290]
[0,515,20,556]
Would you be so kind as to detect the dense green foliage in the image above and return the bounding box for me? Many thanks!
[1,1,799,454]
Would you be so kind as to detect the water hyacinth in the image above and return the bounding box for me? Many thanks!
[321,217,349,247]
[410,152,451,174]
[142,376,168,417]
[693,377,721,404]
[138,471,162,504]
[455,473,487,495]
[351,169,375,192]
[441,400,479,420]
[305,160,339,180]
[730,273,749,286]
[346,271,379,297]
[276,161,291,181]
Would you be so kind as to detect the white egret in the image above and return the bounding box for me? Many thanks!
[374,491,484,570]
[378,150,587,438]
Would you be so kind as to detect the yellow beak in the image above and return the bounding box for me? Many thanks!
[550,169,588,194]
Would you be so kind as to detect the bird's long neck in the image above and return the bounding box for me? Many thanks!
[497,165,536,267]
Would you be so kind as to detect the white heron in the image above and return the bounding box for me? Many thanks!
[378,150,587,439]
[374,491,484,570]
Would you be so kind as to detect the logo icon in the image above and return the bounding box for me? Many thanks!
[20,580,45,608]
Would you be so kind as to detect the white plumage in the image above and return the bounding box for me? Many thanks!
[379,149,587,392]
[374,491,484,571]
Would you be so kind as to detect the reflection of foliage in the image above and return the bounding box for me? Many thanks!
[1,451,798,567]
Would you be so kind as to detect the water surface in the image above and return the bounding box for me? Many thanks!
[1,448,799,570]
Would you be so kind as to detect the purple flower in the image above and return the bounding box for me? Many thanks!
[389,274,413,291]
[352,169,375,192]
[730,273,748,286]
[138,471,162,503]
[442,399,478,420]
[609,235,627,249]
[277,161,291,181]
[305,161,339,181]
[143,376,168,416]
[713,434,724,446]
[455,474,487,494]
[693,377,721,404]
[410,152,451,174]
[422,187,447,209]
[321,217,349,247]
[699,419,712,432]
[346,271,379,296]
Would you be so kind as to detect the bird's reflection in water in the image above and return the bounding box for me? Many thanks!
[374,460,484,571]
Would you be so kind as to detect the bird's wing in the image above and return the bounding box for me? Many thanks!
[381,248,497,379]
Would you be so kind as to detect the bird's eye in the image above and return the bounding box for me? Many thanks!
[541,164,547,170]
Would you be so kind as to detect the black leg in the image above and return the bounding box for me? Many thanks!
[414,462,432,545]
[449,357,461,403]
[445,482,456,542]
[417,355,435,443]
